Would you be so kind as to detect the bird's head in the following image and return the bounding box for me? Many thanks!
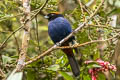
[44,12,64,21]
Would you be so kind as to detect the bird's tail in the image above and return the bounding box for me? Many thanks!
[66,54,80,77]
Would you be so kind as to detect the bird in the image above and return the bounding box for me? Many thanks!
[45,12,80,77]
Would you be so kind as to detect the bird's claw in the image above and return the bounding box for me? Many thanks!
[56,42,61,46]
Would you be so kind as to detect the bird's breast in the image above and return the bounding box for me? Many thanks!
[48,17,72,43]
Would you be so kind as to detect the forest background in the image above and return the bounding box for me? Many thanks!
[0,0,120,80]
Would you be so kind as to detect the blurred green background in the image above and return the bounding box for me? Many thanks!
[0,0,120,80]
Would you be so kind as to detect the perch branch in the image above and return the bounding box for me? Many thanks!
[25,32,118,66]
[56,32,119,49]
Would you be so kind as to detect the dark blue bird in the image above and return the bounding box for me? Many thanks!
[45,12,80,76]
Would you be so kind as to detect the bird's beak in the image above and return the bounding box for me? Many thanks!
[44,15,49,19]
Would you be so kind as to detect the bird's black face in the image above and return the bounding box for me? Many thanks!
[44,13,64,21]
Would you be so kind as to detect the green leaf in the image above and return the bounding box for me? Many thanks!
[58,71,74,80]
[83,74,91,80]
[2,55,12,64]
[115,0,120,8]
[39,26,48,31]
[108,0,114,5]
[7,69,23,80]
[97,73,106,80]
[107,8,120,16]
[47,64,60,71]
[27,70,36,80]
[11,55,19,58]
[87,64,101,69]
[93,50,100,60]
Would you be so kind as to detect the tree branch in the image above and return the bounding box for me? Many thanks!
[16,0,31,72]
[16,0,49,71]
[56,32,119,49]
[0,68,5,79]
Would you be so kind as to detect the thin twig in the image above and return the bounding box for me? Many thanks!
[30,0,49,20]
[0,26,23,50]
[0,13,23,22]
[88,28,93,41]
[89,0,104,19]
[87,24,120,33]
[0,68,5,78]
[82,2,100,25]
[77,0,84,14]
[35,16,41,51]
[86,0,94,7]
[13,34,20,54]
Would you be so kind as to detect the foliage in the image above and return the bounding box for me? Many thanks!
[0,0,120,80]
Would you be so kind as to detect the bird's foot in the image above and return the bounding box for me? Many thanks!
[55,42,61,46]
